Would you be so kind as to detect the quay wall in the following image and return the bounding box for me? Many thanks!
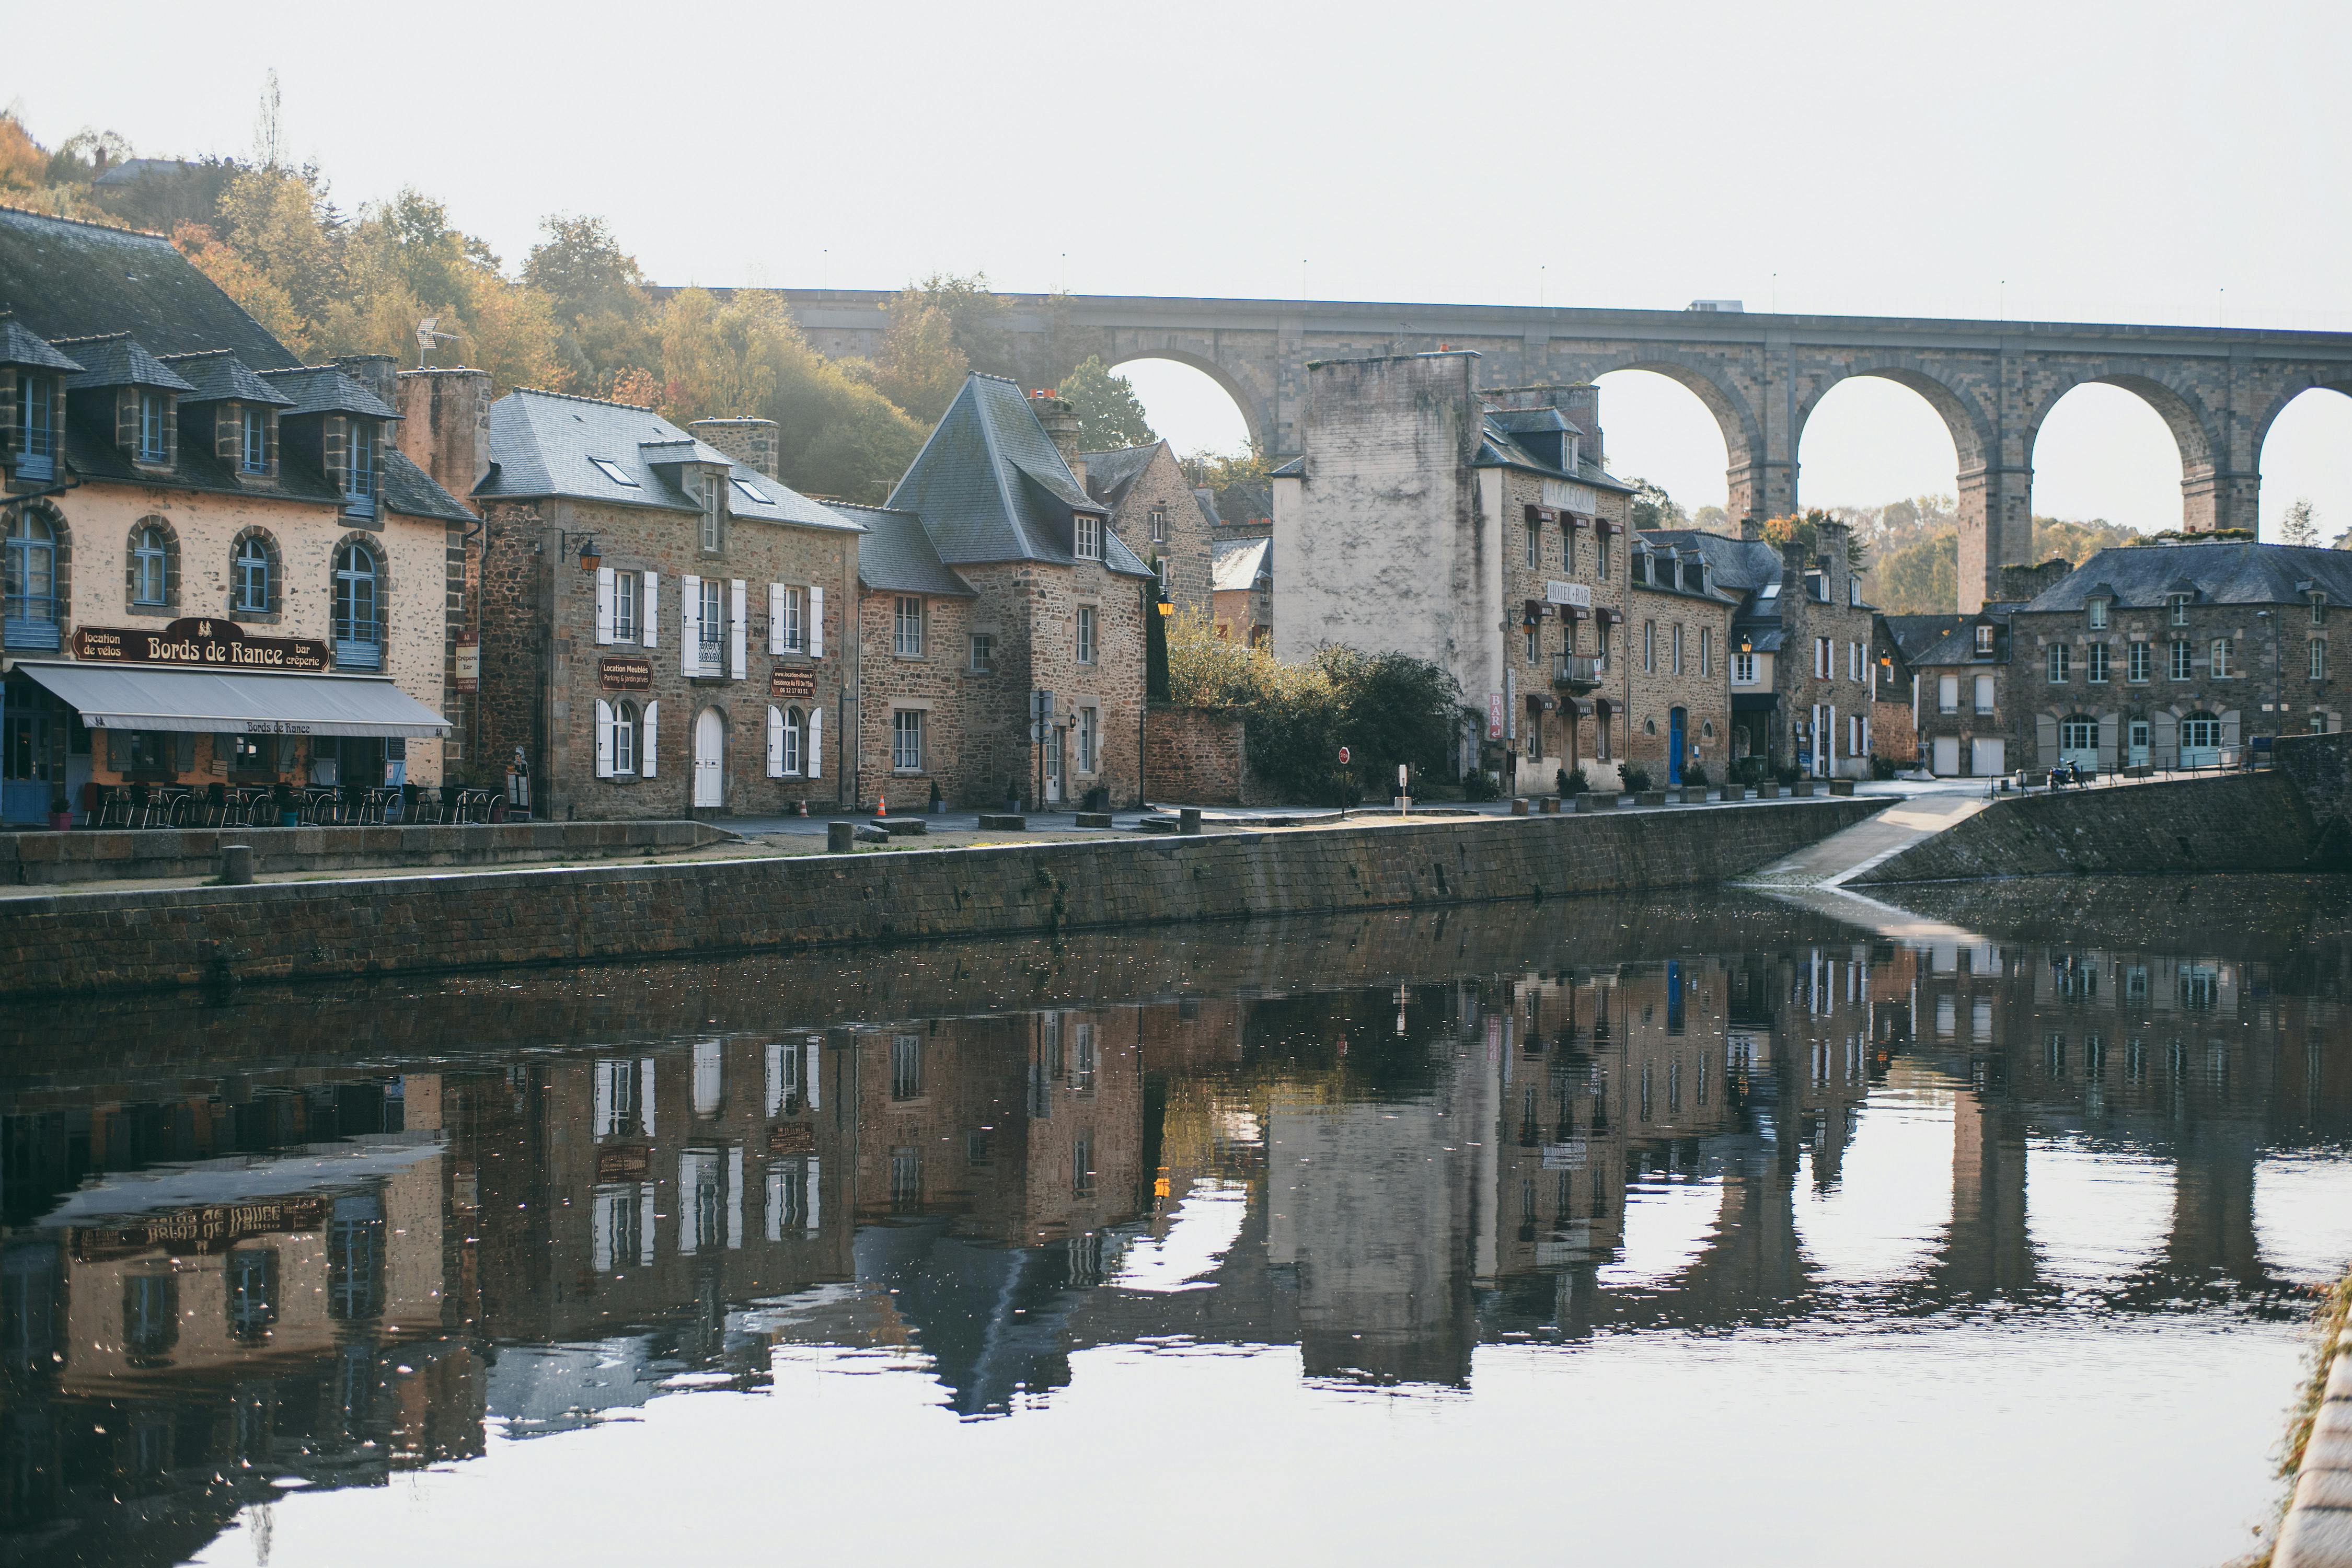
[1852,770,2337,885]
[1,820,732,886]
[0,797,1884,998]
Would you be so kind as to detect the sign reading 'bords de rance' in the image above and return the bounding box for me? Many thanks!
[73,618,328,672]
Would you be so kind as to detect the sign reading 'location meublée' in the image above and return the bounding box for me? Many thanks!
[73,618,329,672]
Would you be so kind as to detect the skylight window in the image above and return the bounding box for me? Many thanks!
[590,458,639,487]
[1760,581,1780,599]
[732,477,771,505]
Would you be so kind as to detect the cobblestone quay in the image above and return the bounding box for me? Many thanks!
[0,798,1884,998]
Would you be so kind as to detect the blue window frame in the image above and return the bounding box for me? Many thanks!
[15,375,54,482]
[241,406,268,473]
[234,534,273,614]
[131,524,168,607]
[333,540,381,668]
[137,391,168,463]
[3,511,59,650]
[344,420,377,517]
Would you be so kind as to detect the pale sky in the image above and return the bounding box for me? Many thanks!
[11,0,2349,536]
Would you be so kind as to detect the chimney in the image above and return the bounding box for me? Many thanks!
[1560,383,1601,468]
[333,353,399,410]
[394,368,491,503]
[1029,390,1085,488]
[688,417,780,481]
[1740,516,1767,540]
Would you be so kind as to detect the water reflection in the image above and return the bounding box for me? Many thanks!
[2,886,2348,1566]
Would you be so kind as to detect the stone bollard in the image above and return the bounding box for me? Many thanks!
[220,845,254,885]
[1180,806,1202,835]
[1510,798,1529,816]
[827,821,855,854]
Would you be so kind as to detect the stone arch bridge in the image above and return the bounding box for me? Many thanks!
[770,289,2352,610]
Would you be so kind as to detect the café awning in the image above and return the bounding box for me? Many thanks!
[15,662,449,738]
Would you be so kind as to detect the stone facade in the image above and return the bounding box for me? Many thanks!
[1081,441,1213,615]
[1142,703,1274,806]
[1769,521,1881,779]
[1627,561,1735,787]
[856,583,974,811]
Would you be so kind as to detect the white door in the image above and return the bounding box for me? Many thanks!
[1971,737,2005,777]
[1044,728,1065,804]
[693,708,725,807]
[2128,721,2150,768]
[1933,736,1961,775]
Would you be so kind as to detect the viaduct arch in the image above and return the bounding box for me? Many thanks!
[771,289,2352,610]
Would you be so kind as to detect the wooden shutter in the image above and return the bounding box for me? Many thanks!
[680,575,700,675]
[2098,713,2119,772]
[809,586,825,658]
[2153,709,2177,767]
[2035,713,2058,768]
[641,701,659,777]
[806,705,822,778]
[595,699,614,777]
[642,571,659,648]
[596,566,615,645]
[730,580,748,679]
[769,583,785,655]
[2221,709,2241,748]
[767,705,784,778]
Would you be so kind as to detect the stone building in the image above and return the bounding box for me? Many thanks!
[1639,520,1881,779]
[1885,560,2066,778]
[1272,354,1640,791]
[1211,535,1272,645]
[1080,440,1211,616]
[416,383,862,819]
[0,208,471,825]
[881,374,1155,809]
[2008,540,2352,771]
[1627,536,1736,786]
[831,501,979,811]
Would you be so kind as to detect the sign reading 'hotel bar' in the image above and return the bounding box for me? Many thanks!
[73,618,329,672]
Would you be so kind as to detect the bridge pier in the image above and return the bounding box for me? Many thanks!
[1957,464,2035,612]
[2182,461,2263,537]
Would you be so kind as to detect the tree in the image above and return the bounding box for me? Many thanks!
[1060,356,1155,449]
[2281,497,2319,547]
[892,273,1015,379]
[863,303,968,423]
[0,114,47,194]
[1692,505,1732,535]
[1628,478,1687,531]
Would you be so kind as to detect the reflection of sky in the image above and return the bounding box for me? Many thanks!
[1792,1092,1951,1283]
[1112,1180,1247,1294]
[1596,1177,1722,1288]
[2026,1140,2176,1283]
[2254,1155,2352,1279]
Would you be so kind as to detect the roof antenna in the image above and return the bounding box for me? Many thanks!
[415,316,459,368]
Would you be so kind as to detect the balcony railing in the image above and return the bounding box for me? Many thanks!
[1552,653,1605,688]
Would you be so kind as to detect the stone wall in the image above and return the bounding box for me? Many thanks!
[2274,730,2352,863]
[0,797,1884,997]
[1627,580,1733,785]
[1143,704,1271,806]
[1851,770,2328,884]
[858,585,977,810]
[1,818,728,885]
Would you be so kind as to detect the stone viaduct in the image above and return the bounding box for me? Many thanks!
[769,289,2352,611]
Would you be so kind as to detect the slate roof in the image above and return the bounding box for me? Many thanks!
[0,313,83,372]
[1473,410,1636,493]
[91,158,202,188]
[1212,536,1271,594]
[2020,541,2352,613]
[258,364,398,420]
[1883,613,1975,663]
[0,206,298,368]
[55,332,196,393]
[1078,441,1163,510]
[1640,530,1786,593]
[379,452,478,524]
[159,348,294,406]
[478,387,860,533]
[885,373,1151,578]
[832,503,976,597]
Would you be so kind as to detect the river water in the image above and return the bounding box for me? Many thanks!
[2,879,2348,1568]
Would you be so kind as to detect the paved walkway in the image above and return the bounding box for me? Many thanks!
[1737,778,1994,942]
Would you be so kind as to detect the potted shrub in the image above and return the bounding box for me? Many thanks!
[1558,766,1588,798]
[47,787,72,832]
[1681,762,1709,801]
[272,783,298,827]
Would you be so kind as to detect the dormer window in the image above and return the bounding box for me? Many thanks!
[2169,593,2190,626]
[240,406,270,474]
[137,390,170,463]
[343,419,377,517]
[1975,624,1994,656]
[2088,597,2108,629]
[699,471,723,552]
[1076,513,1102,561]
[14,373,56,481]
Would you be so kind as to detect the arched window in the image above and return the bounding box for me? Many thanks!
[232,531,277,616]
[332,540,382,669]
[3,508,60,649]
[613,699,638,775]
[2059,714,2099,768]
[129,520,174,610]
[2180,711,2222,765]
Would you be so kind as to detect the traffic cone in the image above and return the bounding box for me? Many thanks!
[876,795,887,817]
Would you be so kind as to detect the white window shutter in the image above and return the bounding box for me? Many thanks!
[595,566,615,645]
[594,699,614,777]
[767,705,784,777]
[681,575,700,676]
[641,701,659,777]
[809,586,824,658]
[769,583,785,655]
[642,571,659,648]
[730,580,748,679]
[807,705,822,778]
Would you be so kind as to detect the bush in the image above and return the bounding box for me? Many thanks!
[1869,754,1900,781]
[1621,765,1653,794]
[1558,767,1588,797]
[1681,762,1709,789]
[1728,756,1767,787]
[1773,763,1802,786]
[1462,770,1500,802]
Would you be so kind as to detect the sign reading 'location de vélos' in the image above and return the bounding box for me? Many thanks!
[73,618,329,672]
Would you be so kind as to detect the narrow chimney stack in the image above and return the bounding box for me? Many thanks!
[334,353,399,410]
[394,367,491,503]
[1030,390,1085,488]
[1560,383,1602,468]
[688,417,780,481]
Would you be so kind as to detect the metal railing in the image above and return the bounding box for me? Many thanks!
[1552,653,1605,686]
